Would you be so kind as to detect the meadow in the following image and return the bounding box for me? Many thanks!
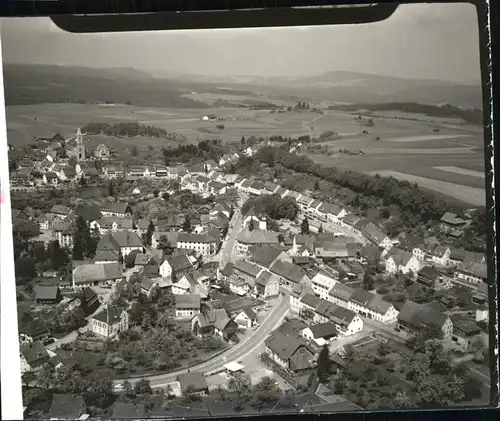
[6,102,485,206]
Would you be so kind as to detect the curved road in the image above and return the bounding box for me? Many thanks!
[113,294,290,389]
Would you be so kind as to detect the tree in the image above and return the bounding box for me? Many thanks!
[182,215,191,232]
[228,372,252,407]
[107,181,114,197]
[317,344,331,383]
[314,180,320,191]
[277,233,285,244]
[71,241,84,261]
[251,376,282,409]
[241,136,246,145]
[301,217,310,234]
[153,189,160,198]
[124,250,141,268]
[143,220,155,247]
[134,379,152,395]
[362,272,375,290]
[406,356,430,384]
[48,240,68,270]
[73,216,94,259]
[248,218,255,231]
[278,389,296,409]
[157,235,174,254]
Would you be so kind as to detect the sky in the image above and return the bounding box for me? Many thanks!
[0,3,481,84]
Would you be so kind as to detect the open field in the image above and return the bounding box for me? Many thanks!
[6,103,320,147]
[7,103,486,206]
[434,166,485,178]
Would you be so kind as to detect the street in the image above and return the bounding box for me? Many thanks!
[219,207,243,267]
[113,294,290,388]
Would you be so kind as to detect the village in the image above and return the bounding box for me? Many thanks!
[9,126,490,418]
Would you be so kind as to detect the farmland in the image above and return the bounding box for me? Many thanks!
[7,100,485,206]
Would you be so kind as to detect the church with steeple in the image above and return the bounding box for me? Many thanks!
[65,128,86,161]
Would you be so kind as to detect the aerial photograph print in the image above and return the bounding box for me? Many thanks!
[0,2,494,419]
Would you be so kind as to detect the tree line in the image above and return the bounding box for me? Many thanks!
[241,194,299,221]
[329,102,482,125]
[81,121,186,142]
[254,146,453,223]
[161,139,223,165]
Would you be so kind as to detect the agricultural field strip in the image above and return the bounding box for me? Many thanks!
[433,166,485,179]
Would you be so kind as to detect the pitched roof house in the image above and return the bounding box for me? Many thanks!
[265,331,314,373]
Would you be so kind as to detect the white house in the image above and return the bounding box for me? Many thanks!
[91,306,129,339]
[310,270,338,301]
[234,308,257,328]
[100,202,133,218]
[242,210,267,231]
[385,248,420,276]
[348,289,399,323]
[361,221,393,250]
[412,243,451,266]
[227,275,251,296]
[301,322,338,346]
[172,273,197,295]
[174,294,201,320]
[254,271,280,298]
[176,233,218,257]
[454,261,488,285]
[289,283,315,315]
[159,254,195,278]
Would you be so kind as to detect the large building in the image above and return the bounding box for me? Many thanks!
[177,233,218,257]
[72,262,123,289]
[91,306,129,339]
[397,300,454,340]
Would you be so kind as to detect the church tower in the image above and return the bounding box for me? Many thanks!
[76,127,83,145]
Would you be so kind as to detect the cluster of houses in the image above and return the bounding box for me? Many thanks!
[9,128,251,191]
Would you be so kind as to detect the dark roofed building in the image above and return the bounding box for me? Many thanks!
[397,300,453,340]
[249,244,286,269]
[33,285,62,305]
[440,212,467,233]
[265,331,314,373]
[302,322,338,342]
[350,288,374,307]
[177,372,209,395]
[301,293,321,311]
[20,341,50,371]
[49,394,87,420]
[73,203,102,223]
[329,283,355,305]
[19,318,50,342]
[111,402,147,418]
[270,260,309,288]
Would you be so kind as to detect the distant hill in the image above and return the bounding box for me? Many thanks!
[2,64,209,109]
[176,71,483,109]
[2,64,483,110]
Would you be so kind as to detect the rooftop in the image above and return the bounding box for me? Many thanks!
[175,294,201,309]
[270,260,307,284]
[397,300,449,330]
[72,262,122,284]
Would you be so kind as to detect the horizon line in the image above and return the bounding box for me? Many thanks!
[2,61,482,86]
